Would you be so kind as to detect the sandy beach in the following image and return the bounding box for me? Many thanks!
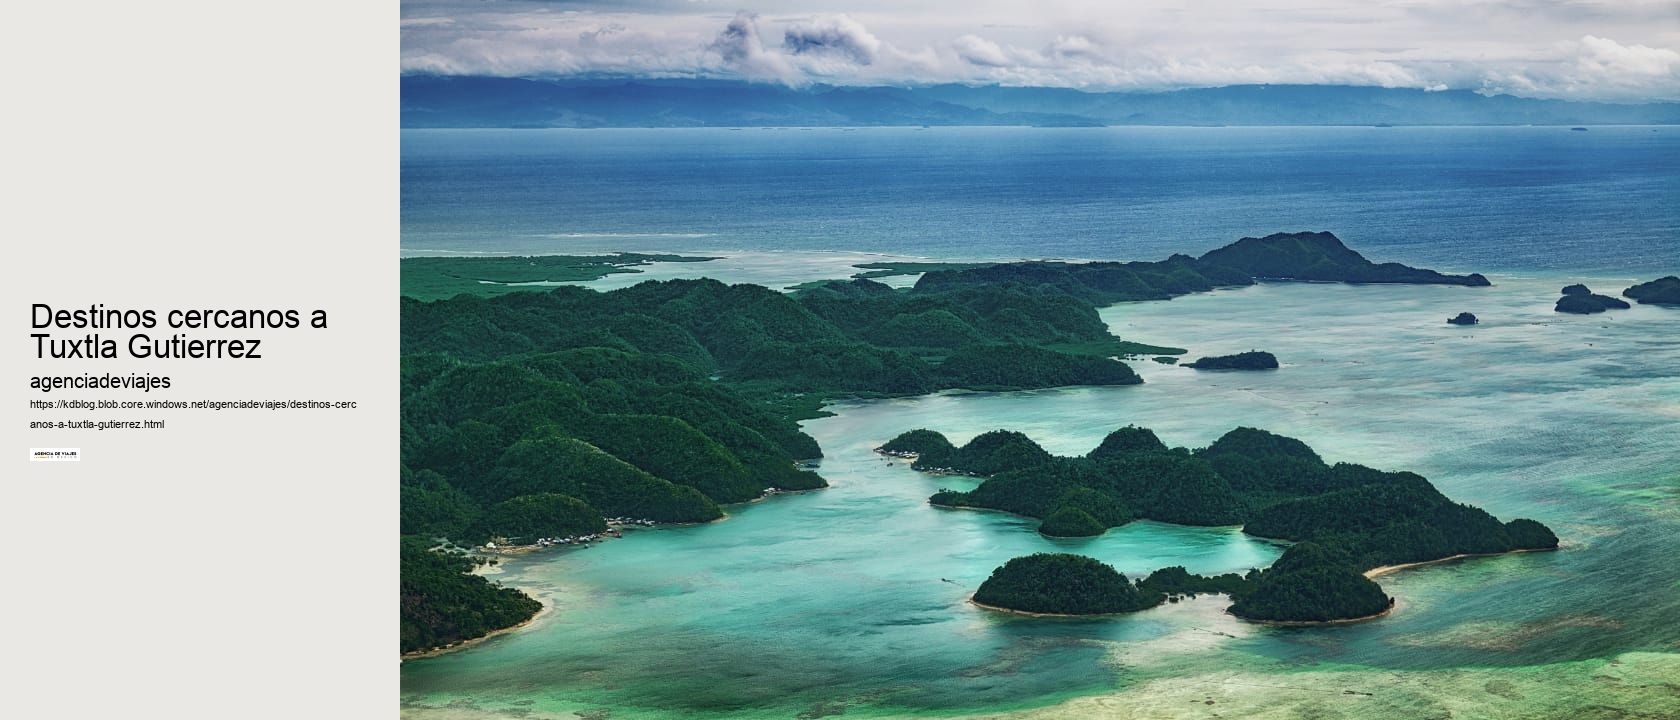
[1364,547,1552,579]
[968,596,1141,618]
[401,592,551,661]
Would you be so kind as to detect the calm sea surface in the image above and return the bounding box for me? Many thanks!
[402,126,1677,272]
[400,128,1679,719]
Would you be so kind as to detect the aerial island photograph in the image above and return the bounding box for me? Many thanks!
[398,2,1679,718]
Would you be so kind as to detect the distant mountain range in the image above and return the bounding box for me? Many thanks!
[401,76,1680,128]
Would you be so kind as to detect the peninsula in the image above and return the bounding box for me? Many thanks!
[401,253,720,301]
[1196,232,1490,286]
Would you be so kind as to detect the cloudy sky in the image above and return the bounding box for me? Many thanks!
[401,1,1680,102]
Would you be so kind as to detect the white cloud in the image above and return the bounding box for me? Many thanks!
[1476,35,1680,101]
[708,11,802,83]
[784,15,881,65]
[398,1,1680,102]
[1576,34,1680,82]
[952,34,1012,67]
[1048,35,1104,62]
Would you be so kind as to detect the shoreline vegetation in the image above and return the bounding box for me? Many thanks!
[1235,600,1396,626]
[968,596,1131,618]
[400,232,1512,653]
[400,252,720,301]
[1185,350,1279,371]
[969,550,1553,626]
[1622,276,1680,305]
[1553,277,1679,314]
[400,589,552,661]
[888,423,1559,622]
[1554,283,1632,314]
[973,592,1401,626]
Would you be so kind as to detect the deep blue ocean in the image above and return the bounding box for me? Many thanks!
[402,126,1677,273]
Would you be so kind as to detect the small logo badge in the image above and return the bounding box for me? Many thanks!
[30,448,80,462]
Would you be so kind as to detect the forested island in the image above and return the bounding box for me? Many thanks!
[1555,283,1632,314]
[973,554,1160,615]
[1186,350,1279,370]
[400,232,1501,651]
[1623,276,1680,305]
[1553,278,1680,313]
[891,424,1558,621]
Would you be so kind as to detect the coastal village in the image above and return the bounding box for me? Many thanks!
[474,484,799,554]
[478,517,653,553]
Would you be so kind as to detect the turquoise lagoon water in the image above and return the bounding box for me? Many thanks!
[401,127,1679,718]
[402,273,1680,719]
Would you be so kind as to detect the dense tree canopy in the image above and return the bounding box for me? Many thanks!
[1555,293,1631,314]
[1553,285,1631,314]
[400,539,542,654]
[1097,453,1246,526]
[912,422,1558,622]
[1623,276,1680,305]
[973,554,1164,615]
[399,267,1189,653]
[1229,560,1391,622]
[1038,506,1107,537]
[1136,566,1251,599]
[1197,232,1490,286]
[1086,425,1169,461]
[1186,351,1279,370]
[478,493,608,543]
[878,429,954,457]
[401,235,1519,647]
[896,429,1056,476]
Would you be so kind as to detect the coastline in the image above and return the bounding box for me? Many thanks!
[1363,547,1552,579]
[472,510,746,556]
[1231,599,1396,627]
[1225,548,1556,627]
[967,548,1557,627]
[741,486,826,505]
[396,128,1680,720]
[407,510,775,660]
[968,596,1141,618]
[972,594,1399,626]
[401,590,552,661]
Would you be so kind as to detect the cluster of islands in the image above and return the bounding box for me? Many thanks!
[399,231,1666,655]
[1445,277,1675,325]
[1438,275,1673,325]
[878,424,1556,621]
[1553,278,1679,314]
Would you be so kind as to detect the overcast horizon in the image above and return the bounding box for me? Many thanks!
[401,1,1680,103]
